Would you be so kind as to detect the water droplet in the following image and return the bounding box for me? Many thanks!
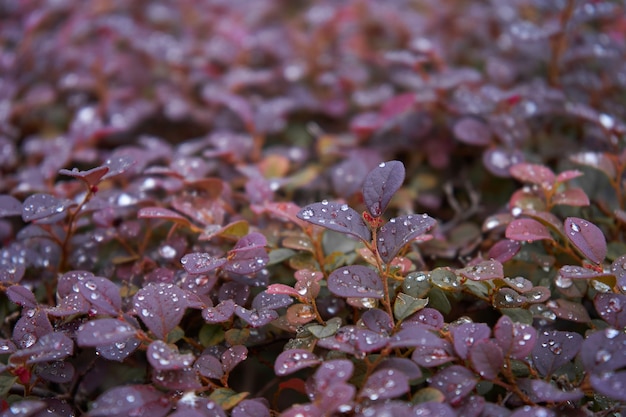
[605,328,620,339]
[378,162,386,168]
[340,204,349,211]
[570,223,581,233]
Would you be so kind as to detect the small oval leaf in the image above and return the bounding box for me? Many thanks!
[274,349,320,376]
[362,160,405,218]
[564,217,606,264]
[297,201,371,243]
[328,265,384,299]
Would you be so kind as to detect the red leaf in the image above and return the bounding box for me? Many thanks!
[564,217,607,264]
[505,218,553,242]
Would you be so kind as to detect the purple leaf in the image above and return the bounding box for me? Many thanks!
[0,339,17,354]
[101,155,136,180]
[558,265,606,280]
[13,309,53,349]
[488,239,521,263]
[509,406,555,417]
[361,309,394,334]
[412,340,455,368]
[551,188,590,207]
[252,291,293,310]
[133,283,191,339]
[21,193,71,223]
[77,318,137,347]
[232,232,267,250]
[377,213,436,263]
[590,371,626,401]
[362,161,405,217]
[153,368,202,390]
[532,330,582,376]
[194,353,224,379]
[547,299,591,323]
[564,217,607,264]
[221,345,248,373]
[453,117,492,146]
[525,379,583,402]
[173,396,226,417]
[224,246,268,275]
[505,219,553,242]
[509,163,555,186]
[0,262,25,283]
[181,253,227,274]
[595,293,626,328]
[469,340,503,380]
[280,404,323,417]
[89,385,170,417]
[353,329,388,353]
[297,201,371,243]
[327,265,384,299]
[274,349,320,376]
[0,194,22,217]
[234,306,278,327]
[231,399,270,417]
[375,358,422,381]
[76,276,122,316]
[202,299,236,324]
[138,207,191,227]
[97,337,141,362]
[0,400,46,416]
[482,147,524,178]
[429,365,477,406]
[148,340,195,371]
[313,359,354,391]
[317,382,355,414]
[493,316,536,360]
[612,255,626,292]
[35,360,75,383]
[457,259,503,281]
[57,270,95,297]
[451,322,491,359]
[402,308,445,331]
[6,285,37,308]
[359,368,409,401]
[10,332,73,364]
[389,324,442,349]
[59,165,109,186]
[580,328,626,374]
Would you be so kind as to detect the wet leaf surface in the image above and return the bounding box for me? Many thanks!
[564,217,607,264]
[297,201,371,243]
[532,330,582,376]
[274,349,320,376]
[376,214,436,263]
[362,160,405,217]
[328,265,384,299]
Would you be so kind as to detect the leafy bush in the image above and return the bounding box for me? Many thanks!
[1,0,626,416]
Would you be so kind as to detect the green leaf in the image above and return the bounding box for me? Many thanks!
[268,248,296,265]
[402,272,431,298]
[0,375,17,398]
[166,326,185,344]
[501,308,533,325]
[209,388,249,410]
[412,387,445,404]
[427,287,451,315]
[430,268,461,291]
[307,317,342,339]
[199,324,225,347]
[394,293,429,321]
[225,328,250,346]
